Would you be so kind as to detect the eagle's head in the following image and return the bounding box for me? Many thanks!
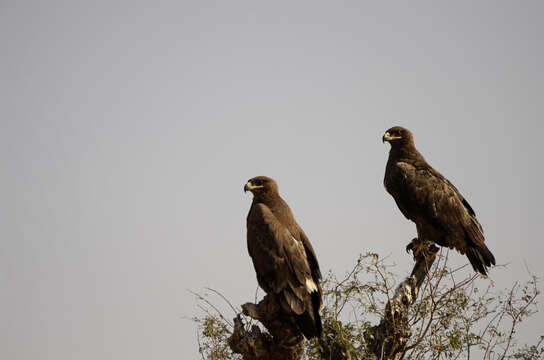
[244,176,279,196]
[382,126,414,147]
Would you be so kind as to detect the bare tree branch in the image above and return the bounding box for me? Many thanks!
[227,294,306,360]
[366,243,439,360]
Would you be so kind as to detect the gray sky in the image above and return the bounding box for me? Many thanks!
[1,1,543,359]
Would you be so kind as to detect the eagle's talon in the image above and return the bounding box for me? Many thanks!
[406,240,416,254]
[406,238,424,261]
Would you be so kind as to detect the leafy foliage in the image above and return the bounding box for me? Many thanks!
[193,252,542,359]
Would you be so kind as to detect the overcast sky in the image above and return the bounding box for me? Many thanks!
[1,1,543,359]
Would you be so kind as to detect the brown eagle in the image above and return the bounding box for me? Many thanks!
[244,176,322,338]
[382,126,495,275]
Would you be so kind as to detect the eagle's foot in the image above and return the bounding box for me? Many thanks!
[406,238,431,261]
[241,302,259,319]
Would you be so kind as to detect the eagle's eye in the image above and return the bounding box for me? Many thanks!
[254,180,262,186]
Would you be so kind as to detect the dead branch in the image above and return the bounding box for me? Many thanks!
[366,243,439,360]
[228,294,305,360]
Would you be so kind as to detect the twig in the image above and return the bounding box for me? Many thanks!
[190,290,234,328]
[205,287,239,314]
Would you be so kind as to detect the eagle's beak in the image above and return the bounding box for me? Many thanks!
[244,181,264,193]
[382,132,402,143]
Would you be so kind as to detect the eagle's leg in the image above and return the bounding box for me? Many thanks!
[406,237,431,261]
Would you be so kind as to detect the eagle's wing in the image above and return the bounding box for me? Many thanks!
[247,203,317,314]
[394,162,483,246]
[298,230,322,282]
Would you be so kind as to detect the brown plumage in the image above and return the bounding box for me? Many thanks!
[382,126,496,275]
[244,176,322,339]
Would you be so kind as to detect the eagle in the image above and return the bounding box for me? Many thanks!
[244,176,322,339]
[382,126,496,275]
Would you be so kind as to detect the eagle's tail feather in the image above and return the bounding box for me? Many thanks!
[296,314,317,340]
[311,290,322,337]
[295,291,322,339]
[467,244,496,276]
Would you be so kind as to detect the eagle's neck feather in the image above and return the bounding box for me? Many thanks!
[389,143,426,163]
[253,191,280,205]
